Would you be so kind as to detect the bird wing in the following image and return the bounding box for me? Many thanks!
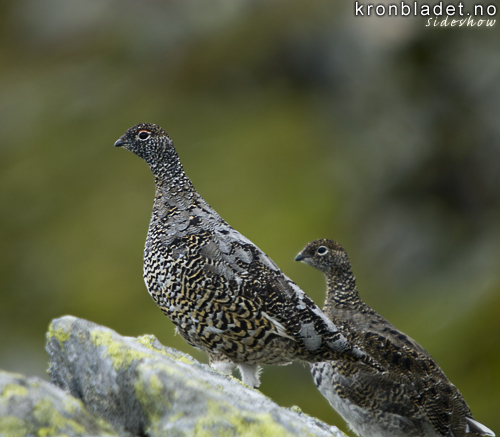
[200,222,370,362]
[342,327,474,436]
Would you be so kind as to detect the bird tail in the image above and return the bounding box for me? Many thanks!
[466,417,495,436]
[307,303,384,371]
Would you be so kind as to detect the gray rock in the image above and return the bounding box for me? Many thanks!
[46,315,347,437]
[0,369,118,437]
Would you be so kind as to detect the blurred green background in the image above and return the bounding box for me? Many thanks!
[1,0,499,434]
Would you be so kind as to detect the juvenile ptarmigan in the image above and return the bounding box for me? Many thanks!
[295,239,495,437]
[114,123,381,387]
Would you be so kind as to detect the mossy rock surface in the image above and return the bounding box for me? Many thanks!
[0,369,118,437]
[44,315,347,437]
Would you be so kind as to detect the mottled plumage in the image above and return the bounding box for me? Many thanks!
[114,123,380,387]
[296,239,494,437]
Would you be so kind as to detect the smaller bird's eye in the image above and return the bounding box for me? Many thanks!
[138,130,151,140]
[317,246,328,256]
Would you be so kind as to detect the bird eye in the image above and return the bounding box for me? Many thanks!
[138,130,151,140]
[317,246,328,256]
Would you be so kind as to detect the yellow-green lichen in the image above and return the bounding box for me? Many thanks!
[135,362,174,413]
[137,335,195,365]
[47,322,72,353]
[168,411,184,424]
[148,373,165,398]
[90,330,154,371]
[31,396,117,436]
[134,362,173,434]
[38,429,70,437]
[1,383,29,399]
[89,329,195,372]
[58,396,80,416]
[194,399,290,437]
[136,335,163,351]
[0,416,31,437]
[32,399,86,436]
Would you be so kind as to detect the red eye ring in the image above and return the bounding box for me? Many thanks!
[138,130,151,140]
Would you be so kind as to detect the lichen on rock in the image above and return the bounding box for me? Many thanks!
[45,315,347,437]
[0,369,118,437]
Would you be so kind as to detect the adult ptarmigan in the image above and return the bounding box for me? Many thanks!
[115,123,381,387]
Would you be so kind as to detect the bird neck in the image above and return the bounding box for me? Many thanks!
[323,265,366,314]
[149,148,197,208]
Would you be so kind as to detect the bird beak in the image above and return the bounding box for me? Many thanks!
[295,252,306,262]
[114,137,126,148]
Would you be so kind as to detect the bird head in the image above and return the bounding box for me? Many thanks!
[114,123,174,165]
[295,239,350,274]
